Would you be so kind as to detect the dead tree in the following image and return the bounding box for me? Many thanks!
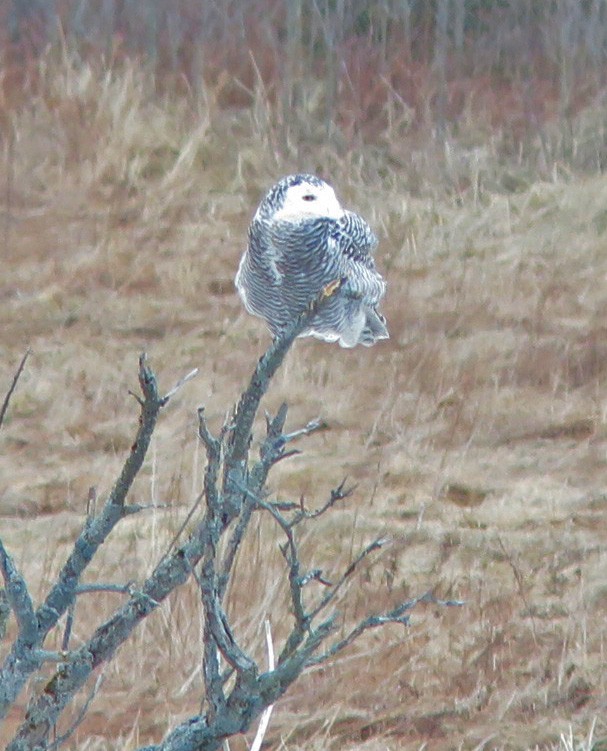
[0,289,460,750]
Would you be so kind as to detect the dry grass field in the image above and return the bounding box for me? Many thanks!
[1,47,607,750]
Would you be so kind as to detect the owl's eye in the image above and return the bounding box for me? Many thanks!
[302,194,316,201]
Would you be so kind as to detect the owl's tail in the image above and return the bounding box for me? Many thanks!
[359,308,389,347]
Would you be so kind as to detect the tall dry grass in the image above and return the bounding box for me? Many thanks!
[0,25,606,751]
[5,1,607,178]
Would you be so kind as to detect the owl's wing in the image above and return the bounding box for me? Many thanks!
[330,211,378,266]
[328,212,386,304]
[265,216,336,280]
[247,217,285,285]
[262,212,385,307]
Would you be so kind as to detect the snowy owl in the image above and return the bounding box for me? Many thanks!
[235,174,388,347]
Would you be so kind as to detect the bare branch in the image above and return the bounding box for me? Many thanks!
[218,495,255,598]
[108,354,168,509]
[250,497,314,663]
[0,588,10,640]
[193,558,227,722]
[258,407,324,468]
[122,503,172,515]
[308,537,389,622]
[163,367,199,401]
[4,292,459,749]
[307,592,464,668]
[47,672,105,751]
[61,601,74,652]
[6,530,208,748]
[299,569,332,588]
[202,622,225,721]
[0,539,37,645]
[282,417,327,444]
[198,406,222,516]
[31,650,72,663]
[252,413,327,480]
[294,477,356,525]
[0,354,179,722]
[159,490,204,564]
[199,559,257,676]
[0,348,30,431]
[225,281,345,479]
[74,583,135,596]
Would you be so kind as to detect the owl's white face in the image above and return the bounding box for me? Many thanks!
[273,180,344,222]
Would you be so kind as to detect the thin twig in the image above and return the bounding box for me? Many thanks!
[292,477,356,526]
[73,583,135,596]
[61,602,75,652]
[308,537,388,622]
[198,406,222,518]
[108,354,167,508]
[0,349,30,431]
[199,560,257,675]
[218,495,255,598]
[0,539,36,645]
[282,418,327,444]
[163,367,199,401]
[158,490,204,564]
[250,497,312,662]
[307,592,464,667]
[31,650,72,664]
[47,672,105,751]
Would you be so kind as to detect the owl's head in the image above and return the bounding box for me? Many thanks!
[256,174,344,223]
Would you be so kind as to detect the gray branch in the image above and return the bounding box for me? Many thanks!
[0,540,37,645]
[307,592,465,667]
[1,354,192,730]
[0,348,30,431]
[4,283,460,749]
[223,281,345,503]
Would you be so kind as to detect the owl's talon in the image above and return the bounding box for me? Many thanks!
[321,277,345,299]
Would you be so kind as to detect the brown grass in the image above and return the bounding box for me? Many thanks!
[1,47,607,750]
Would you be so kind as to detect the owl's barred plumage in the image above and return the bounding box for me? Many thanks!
[235,174,389,348]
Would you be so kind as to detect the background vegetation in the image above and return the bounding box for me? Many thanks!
[1,1,606,748]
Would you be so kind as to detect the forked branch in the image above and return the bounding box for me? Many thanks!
[2,355,197,744]
[4,287,461,750]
